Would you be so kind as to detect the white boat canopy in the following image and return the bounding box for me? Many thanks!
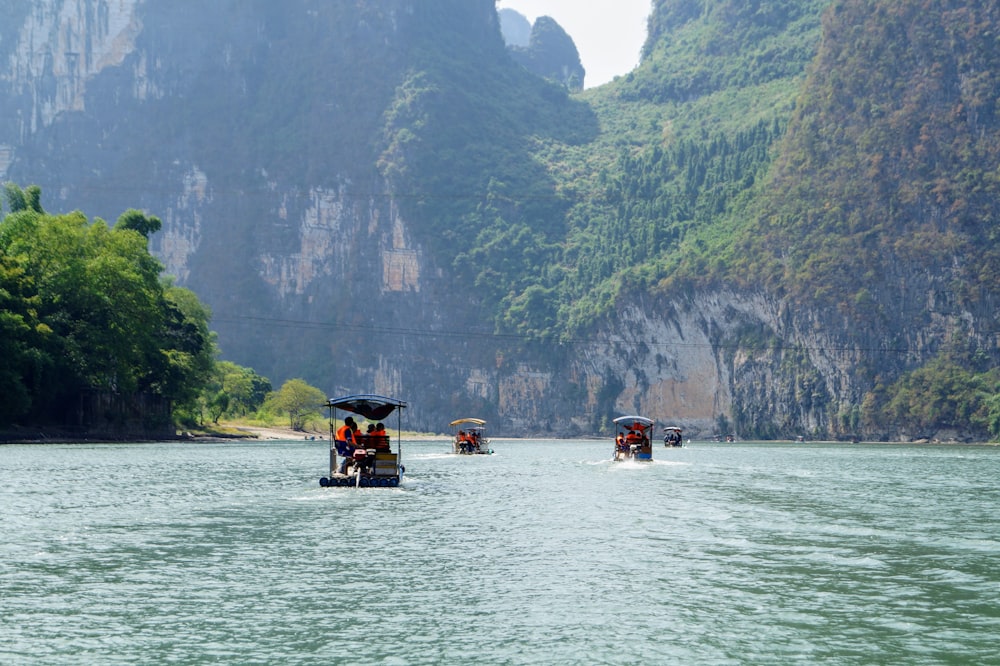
[449,417,487,427]
[614,415,654,428]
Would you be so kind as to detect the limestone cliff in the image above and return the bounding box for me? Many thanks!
[1,0,993,440]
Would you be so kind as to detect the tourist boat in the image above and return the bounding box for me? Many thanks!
[319,394,407,488]
[663,426,683,447]
[612,415,654,461]
[449,418,493,455]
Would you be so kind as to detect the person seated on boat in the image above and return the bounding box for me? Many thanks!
[336,416,357,454]
[616,432,626,450]
[459,430,474,453]
[336,416,355,442]
[354,422,373,447]
[626,429,641,445]
[371,422,389,450]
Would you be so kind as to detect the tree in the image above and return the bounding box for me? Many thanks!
[3,183,43,214]
[114,208,162,239]
[266,378,326,430]
[154,283,216,410]
[0,185,217,429]
[188,360,272,426]
[219,362,271,416]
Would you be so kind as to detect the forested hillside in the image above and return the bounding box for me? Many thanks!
[1,0,998,439]
[724,0,1000,437]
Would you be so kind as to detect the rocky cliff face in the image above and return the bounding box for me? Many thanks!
[1,1,987,439]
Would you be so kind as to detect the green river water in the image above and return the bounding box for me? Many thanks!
[2,439,998,664]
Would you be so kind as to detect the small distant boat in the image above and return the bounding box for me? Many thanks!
[319,394,407,488]
[663,426,683,447]
[612,415,654,461]
[449,417,493,455]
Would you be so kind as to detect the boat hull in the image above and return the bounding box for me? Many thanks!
[613,451,653,462]
[453,445,493,455]
[320,472,400,488]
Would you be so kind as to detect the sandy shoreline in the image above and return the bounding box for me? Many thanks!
[227,426,322,440]
[214,426,450,441]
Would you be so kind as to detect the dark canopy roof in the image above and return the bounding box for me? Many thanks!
[326,394,407,420]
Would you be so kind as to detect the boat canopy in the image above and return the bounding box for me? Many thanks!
[449,417,486,427]
[614,415,654,429]
[326,394,407,420]
[664,426,682,431]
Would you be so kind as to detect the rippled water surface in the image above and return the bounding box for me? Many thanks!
[3,439,999,664]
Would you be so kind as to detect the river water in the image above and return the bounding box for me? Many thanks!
[2,439,999,665]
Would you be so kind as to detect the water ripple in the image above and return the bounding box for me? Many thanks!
[2,440,998,664]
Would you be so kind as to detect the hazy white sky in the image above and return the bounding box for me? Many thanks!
[496,0,652,89]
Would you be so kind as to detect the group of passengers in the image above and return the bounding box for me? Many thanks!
[336,416,389,474]
[456,429,483,453]
[615,428,650,452]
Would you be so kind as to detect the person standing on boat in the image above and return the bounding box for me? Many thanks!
[337,417,357,474]
[616,432,626,451]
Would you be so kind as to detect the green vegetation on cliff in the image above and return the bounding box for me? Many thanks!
[386,0,1000,438]
[5,0,999,439]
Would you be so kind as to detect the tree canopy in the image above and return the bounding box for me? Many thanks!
[0,184,215,430]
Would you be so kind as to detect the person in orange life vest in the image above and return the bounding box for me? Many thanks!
[336,416,356,444]
[337,416,357,474]
[635,424,650,447]
[373,422,389,450]
[616,432,626,450]
[625,429,641,445]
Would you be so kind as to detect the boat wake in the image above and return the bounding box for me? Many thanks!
[410,452,453,460]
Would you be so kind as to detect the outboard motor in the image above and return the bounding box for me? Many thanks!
[350,447,371,474]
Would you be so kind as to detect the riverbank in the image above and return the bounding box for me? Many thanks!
[0,424,320,444]
[0,423,450,444]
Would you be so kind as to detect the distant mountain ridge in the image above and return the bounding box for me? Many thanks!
[501,12,586,90]
[2,0,998,441]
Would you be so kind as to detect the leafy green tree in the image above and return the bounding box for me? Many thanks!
[266,378,326,430]
[207,391,229,425]
[218,361,271,416]
[3,183,43,214]
[0,185,217,429]
[0,249,45,423]
[114,208,162,239]
[188,360,273,426]
[155,284,217,418]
